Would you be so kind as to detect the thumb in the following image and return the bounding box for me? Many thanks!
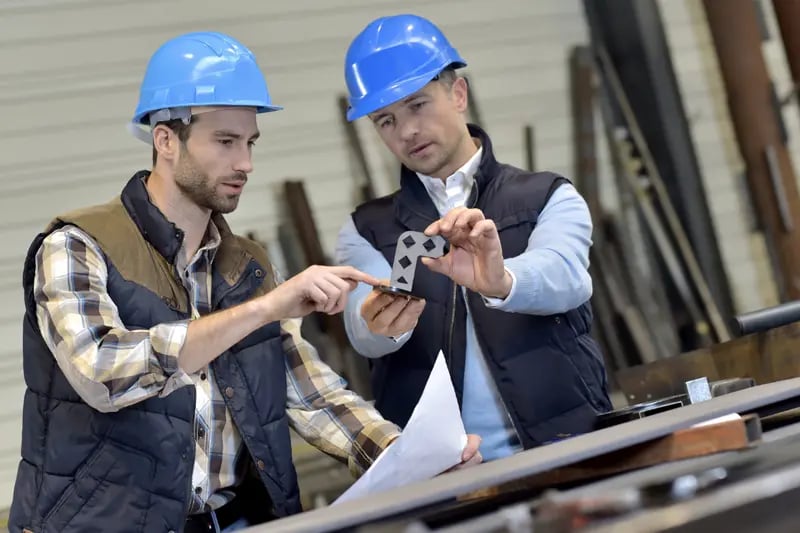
[421,256,446,274]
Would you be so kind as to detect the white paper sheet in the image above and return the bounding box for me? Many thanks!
[333,351,467,505]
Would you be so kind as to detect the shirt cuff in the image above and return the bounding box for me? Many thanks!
[389,331,413,343]
[160,368,194,397]
[350,421,402,476]
[482,268,518,309]
[149,319,190,374]
[148,320,192,398]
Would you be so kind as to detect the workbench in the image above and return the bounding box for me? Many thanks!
[255,376,800,532]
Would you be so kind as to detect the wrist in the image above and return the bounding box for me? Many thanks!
[251,293,278,325]
[486,270,513,299]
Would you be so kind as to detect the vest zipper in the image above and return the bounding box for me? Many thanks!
[172,264,198,517]
[443,177,483,395]
[463,296,524,447]
[404,177,485,397]
[446,281,458,371]
[460,178,523,446]
[183,387,197,516]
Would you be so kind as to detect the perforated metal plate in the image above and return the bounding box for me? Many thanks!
[388,231,447,292]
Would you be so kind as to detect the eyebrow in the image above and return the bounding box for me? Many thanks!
[370,95,427,123]
[214,130,260,140]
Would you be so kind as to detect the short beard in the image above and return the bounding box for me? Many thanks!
[174,149,241,214]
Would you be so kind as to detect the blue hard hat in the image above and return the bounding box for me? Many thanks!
[132,31,282,125]
[344,14,467,121]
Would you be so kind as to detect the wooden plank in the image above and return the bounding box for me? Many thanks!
[457,414,761,502]
[616,322,800,404]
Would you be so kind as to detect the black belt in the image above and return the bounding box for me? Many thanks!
[185,496,245,533]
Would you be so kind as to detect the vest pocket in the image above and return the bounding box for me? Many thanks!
[41,439,155,532]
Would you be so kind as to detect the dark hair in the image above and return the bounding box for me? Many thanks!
[434,67,458,88]
[151,117,193,165]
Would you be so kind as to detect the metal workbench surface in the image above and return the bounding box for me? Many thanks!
[250,376,800,533]
[417,420,800,533]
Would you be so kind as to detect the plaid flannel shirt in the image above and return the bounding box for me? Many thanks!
[33,223,400,513]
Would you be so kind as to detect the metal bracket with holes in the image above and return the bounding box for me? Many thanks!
[380,231,446,296]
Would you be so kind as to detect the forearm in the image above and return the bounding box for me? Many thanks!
[283,317,401,476]
[289,382,401,475]
[35,225,276,410]
[484,184,593,315]
[336,217,411,357]
[179,296,272,373]
[343,284,411,358]
[496,251,593,314]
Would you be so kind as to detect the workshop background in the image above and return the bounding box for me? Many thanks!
[2,0,800,517]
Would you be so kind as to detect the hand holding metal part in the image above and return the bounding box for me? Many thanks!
[422,207,513,299]
[362,231,445,338]
[374,230,448,299]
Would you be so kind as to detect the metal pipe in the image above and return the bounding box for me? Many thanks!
[703,0,800,301]
[734,300,800,336]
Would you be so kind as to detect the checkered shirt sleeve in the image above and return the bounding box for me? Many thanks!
[33,225,192,412]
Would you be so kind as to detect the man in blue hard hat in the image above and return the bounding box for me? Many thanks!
[336,14,613,462]
[9,31,480,533]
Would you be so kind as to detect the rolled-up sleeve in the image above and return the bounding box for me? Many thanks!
[282,316,400,477]
[34,225,192,413]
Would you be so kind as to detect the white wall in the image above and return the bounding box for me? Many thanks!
[0,0,790,511]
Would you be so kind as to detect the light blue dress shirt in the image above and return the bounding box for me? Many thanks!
[334,151,594,461]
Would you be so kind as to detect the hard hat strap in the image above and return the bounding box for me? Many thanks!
[126,107,192,146]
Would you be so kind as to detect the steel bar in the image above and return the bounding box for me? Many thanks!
[765,144,794,232]
[587,47,682,360]
[569,45,633,369]
[583,0,736,333]
[360,419,800,532]
[734,300,800,336]
[569,47,600,218]
[773,0,800,111]
[457,414,761,503]
[597,83,688,358]
[282,180,372,397]
[594,45,730,344]
[523,125,535,172]
[337,94,376,203]
[703,0,800,301]
[588,448,800,533]
[261,378,800,533]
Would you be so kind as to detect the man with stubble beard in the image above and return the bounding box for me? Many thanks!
[9,31,480,533]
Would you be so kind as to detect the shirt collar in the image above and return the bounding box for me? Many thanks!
[416,145,483,194]
[175,219,222,274]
